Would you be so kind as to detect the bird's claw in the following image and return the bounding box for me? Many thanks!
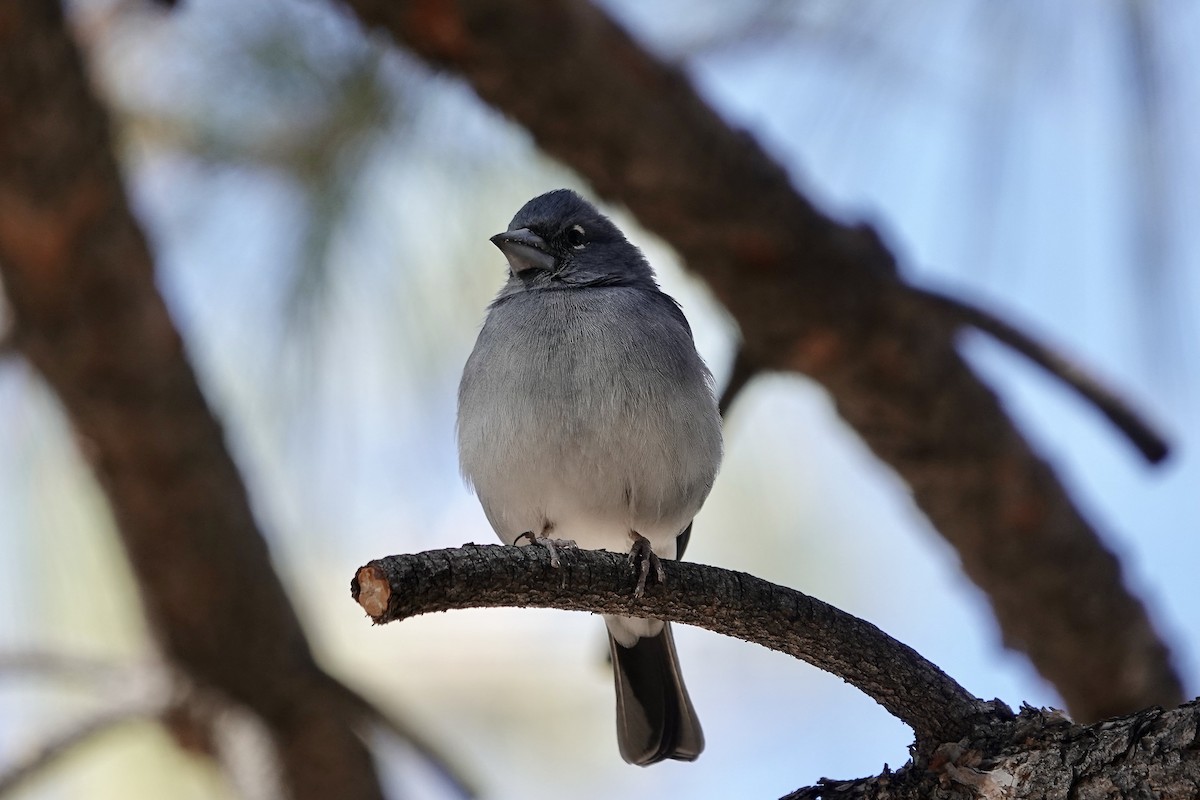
[628,532,665,598]
[514,530,576,568]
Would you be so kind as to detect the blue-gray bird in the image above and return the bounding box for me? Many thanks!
[457,189,723,765]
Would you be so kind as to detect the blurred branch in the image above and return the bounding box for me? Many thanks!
[0,290,13,358]
[0,655,294,800]
[907,285,1169,463]
[0,697,167,796]
[717,347,759,417]
[0,5,468,799]
[0,650,125,683]
[0,650,479,800]
[323,679,480,800]
[342,0,1184,722]
[353,545,1011,750]
[1120,0,1175,357]
[0,654,172,796]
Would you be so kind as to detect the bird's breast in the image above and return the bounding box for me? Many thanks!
[457,289,720,545]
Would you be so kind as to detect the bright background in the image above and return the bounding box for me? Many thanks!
[2,1,1198,798]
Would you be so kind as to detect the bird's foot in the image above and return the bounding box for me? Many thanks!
[628,532,665,598]
[514,530,576,568]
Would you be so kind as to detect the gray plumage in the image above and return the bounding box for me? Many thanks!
[457,189,722,765]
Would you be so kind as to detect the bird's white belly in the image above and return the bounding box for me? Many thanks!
[480,473,684,646]
[478,457,688,559]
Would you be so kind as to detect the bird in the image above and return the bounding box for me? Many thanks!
[457,188,723,765]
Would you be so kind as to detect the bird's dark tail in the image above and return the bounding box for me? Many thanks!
[609,623,704,765]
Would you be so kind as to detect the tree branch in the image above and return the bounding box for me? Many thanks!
[0,654,173,795]
[354,551,1200,798]
[718,346,759,417]
[352,545,1012,750]
[782,702,1200,800]
[0,650,125,683]
[0,649,476,799]
[322,678,480,800]
[341,0,1184,721]
[0,699,167,796]
[905,285,1169,464]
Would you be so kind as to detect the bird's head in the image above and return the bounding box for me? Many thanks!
[490,189,656,290]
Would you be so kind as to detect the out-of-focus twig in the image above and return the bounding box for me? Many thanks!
[0,651,124,683]
[0,655,173,796]
[325,679,480,800]
[718,347,759,418]
[908,285,1170,463]
[0,699,166,796]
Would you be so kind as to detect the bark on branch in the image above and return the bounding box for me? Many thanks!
[355,547,1200,800]
[784,702,1200,800]
[353,545,1012,750]
[341,0,1183,721]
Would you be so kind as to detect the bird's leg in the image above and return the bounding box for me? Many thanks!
[627,532,665,598]
[514,527,576,568]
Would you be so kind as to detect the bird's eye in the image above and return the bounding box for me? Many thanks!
[566,224,586,248]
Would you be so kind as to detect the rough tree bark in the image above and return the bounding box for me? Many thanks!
[355,546,1200,800]
[340,0,1183,722]
[354,546,1010,750]
[0,4,390,798]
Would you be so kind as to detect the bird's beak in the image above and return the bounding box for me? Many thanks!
[490,228,557,274]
